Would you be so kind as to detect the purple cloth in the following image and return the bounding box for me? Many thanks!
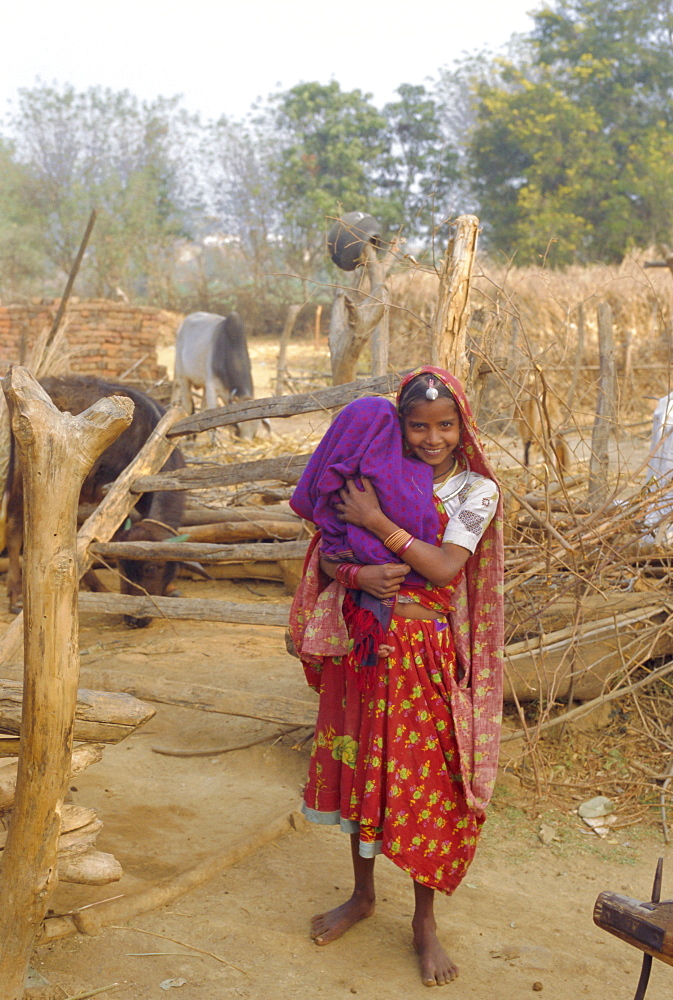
[290,396,439,586]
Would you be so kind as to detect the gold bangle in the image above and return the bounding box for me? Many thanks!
[384,529,413,554]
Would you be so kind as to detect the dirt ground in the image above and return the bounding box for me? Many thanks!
[2,591,671,1000]
[3,339,673,999]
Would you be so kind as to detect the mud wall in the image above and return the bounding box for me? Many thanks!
[0,300,182,383]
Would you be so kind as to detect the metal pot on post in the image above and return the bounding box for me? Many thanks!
[326,212,382,271]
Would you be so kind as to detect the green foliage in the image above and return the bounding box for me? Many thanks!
[7,83,196,300]
[379,84,459,239]
[466,0,673,264]
[11,5,673,307]
[0,139,48,298]
[268,81,388,273]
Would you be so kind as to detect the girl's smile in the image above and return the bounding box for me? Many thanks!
[403,397,461,480]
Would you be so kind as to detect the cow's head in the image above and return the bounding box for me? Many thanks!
[229,389,271,441]
[116,519,180,627]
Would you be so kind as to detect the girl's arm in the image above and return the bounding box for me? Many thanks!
[336,478,471,587]
[320,554,409,599]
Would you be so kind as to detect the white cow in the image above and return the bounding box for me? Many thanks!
[173,311,258,438]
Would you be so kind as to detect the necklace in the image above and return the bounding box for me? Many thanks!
[434,457,471,501]
[433,458,458,488]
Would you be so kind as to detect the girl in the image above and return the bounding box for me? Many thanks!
[289,366,504,987]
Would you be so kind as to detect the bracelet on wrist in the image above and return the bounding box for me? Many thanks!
[384,528,413,554]
[335,562,362,588]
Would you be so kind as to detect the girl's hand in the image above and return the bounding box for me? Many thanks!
[336,477,382,528]
[356,562,409,599]
[378,643,395,659]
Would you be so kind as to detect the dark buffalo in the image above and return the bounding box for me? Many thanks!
[5,375,186,627]
[173,311,260,439]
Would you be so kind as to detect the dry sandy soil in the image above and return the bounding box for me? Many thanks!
[2,339,672,999]
[3,591,672,1000]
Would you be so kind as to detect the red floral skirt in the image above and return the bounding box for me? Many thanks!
[302,613,484,895]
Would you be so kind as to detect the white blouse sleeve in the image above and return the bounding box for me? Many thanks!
[441,476,499,553]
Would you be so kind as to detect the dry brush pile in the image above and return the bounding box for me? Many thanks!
[381,257,673,832]
[265,256,673,832]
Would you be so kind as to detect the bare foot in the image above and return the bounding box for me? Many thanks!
[310,891,375,945]
[412,916,458,986]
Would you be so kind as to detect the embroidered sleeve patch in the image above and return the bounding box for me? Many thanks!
[458,509,485,534]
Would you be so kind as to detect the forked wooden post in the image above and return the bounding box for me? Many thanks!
[328,244,391,385]
[431,214,480,386]
[0,401,187,668]
[0,368,133,1000]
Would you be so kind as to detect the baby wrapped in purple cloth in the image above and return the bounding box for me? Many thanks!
[290,396,440,665]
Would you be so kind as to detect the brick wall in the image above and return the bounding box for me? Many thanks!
[0,300,182,384]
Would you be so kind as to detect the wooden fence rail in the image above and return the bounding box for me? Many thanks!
[78,593,291,626]
[132,453,312,493]
[89,539,309,563]
[167,371,408,437]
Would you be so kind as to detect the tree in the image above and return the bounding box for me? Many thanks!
[464,0,673,264]
[469,66,605,263]
[0,140,48,299]
[200,116,283,287]
[267,81,388,275]
[6,83,196,300]
[378,84,460,242]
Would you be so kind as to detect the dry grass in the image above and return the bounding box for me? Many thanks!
[259,256,673,834]
[6,259,673,832]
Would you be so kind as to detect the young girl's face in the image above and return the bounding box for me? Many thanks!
[402,396,461,479]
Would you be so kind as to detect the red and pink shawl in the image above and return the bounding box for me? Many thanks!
[290,371,504,814]
[397,366,505,814]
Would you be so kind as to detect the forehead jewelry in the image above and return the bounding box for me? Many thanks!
[425,377,439,400]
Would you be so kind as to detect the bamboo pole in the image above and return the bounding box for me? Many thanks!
[0,368,133,1000]
[45,209,97,352]
[431,215,479,385]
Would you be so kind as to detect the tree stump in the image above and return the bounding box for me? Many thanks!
[0,367,133,1000]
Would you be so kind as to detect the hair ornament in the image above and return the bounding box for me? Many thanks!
[425,378,439,401]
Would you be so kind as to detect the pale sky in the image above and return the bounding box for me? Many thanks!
[2,0,540,121]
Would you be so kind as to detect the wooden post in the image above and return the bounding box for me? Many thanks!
[588,303,616,503]
[0,402,187,668]
[431,214,479,386]
[370,307,389,377]
[313,304,323,349]
[0,368,133,1000]
[45,209,97,352]
[275,304,302,395]
[566,302,585,411]
[328,245,391,385]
